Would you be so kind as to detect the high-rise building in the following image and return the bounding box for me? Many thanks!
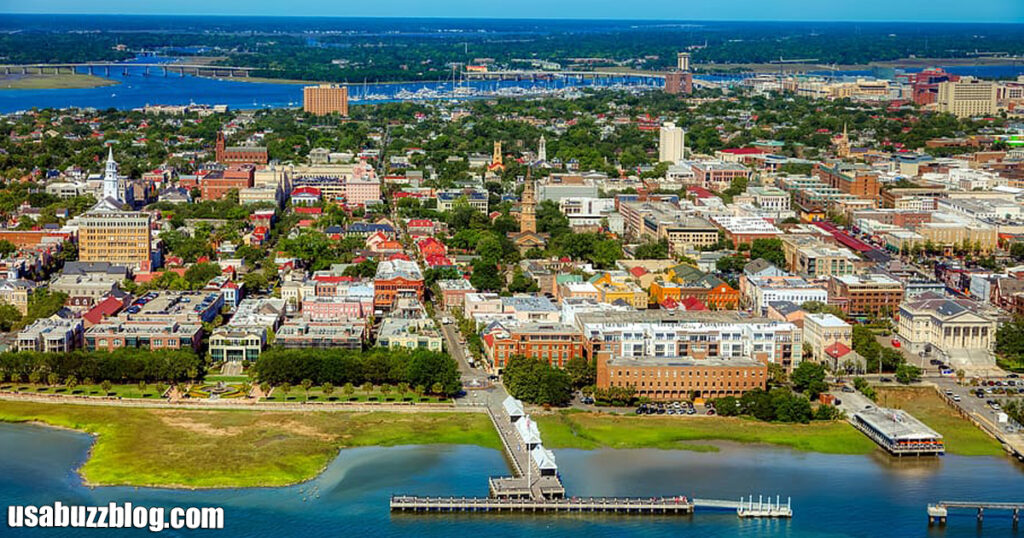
[937,78,998,118]
[677,52,691,72]
[658,122,685,163]
[303,84,350,116]
[78,210,152,269]
[664,71,693,95]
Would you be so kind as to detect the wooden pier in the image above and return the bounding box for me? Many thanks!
[391,495,694,514]
[391,394,792,519]
[927,501,1023,528]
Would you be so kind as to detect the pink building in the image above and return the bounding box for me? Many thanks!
[345,161,381,206]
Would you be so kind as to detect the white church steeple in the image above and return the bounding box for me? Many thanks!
[103,146,120,202]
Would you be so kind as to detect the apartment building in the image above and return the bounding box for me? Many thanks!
[17,318,84,353]
[303,84,350,116]
[596,354,767,401]
[78,210,152,269]
[829,274,904,319]
[576,310,802,372]
[84,320,203,352]
[275,320,365,349]
[745,275,828,316]
[482,322,584,371]
[937,78,998,118]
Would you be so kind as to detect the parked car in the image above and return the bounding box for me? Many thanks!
[891,339,901,348]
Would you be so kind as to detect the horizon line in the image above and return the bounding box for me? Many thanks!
[2,13,1023,24]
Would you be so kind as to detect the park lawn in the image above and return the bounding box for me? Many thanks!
[876,387,1004,456]
[0,73,118,90]
[2,383,164,399]
[535,411,877,455]
[201,375,251,383]
[0,400,499,488]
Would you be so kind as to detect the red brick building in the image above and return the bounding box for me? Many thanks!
[482,323,584,371]
[596,352,767,401]
[215,131,268,165]
[664,71,693,95]
[201,165,255,200]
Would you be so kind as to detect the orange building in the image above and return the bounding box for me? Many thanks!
[303,84,350,116]
[596,351,767,401]
[814,163,880,200]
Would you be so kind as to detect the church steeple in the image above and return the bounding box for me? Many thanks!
[520,168,537,235]
[103,146,120,202]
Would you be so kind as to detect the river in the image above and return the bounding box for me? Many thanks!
[3,57,1021,115]
[1,422,1022,537]
[0,57,660,114]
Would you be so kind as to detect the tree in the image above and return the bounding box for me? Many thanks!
[46,372,59,386]
[65,375,78,392]
[322,382,334,400]
[564,356,596,389]
[634,239,670,260]
[715,255,747,274]
[278,382,292,399]
[28,371,41,385]
[507,269,539,293]
[767,362,788,386]
[470,259,503,292]
[138,380,147,395]
[155,382,167,398]
[100,380,113,395]
[431,382,444,396]
[183,262,222,288]
[749,238,786,268]
[503,356,572,406]
[0,304,22,332]
[300,378,313,400]
[362,381,374,395]
[895,363,922,385]
[380,383,392,399]
[801,301,846,319]
[343,382,355,398]
[0,239,16,257]
[790,361,828,398]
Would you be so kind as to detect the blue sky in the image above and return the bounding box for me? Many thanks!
[2,0,1022,23]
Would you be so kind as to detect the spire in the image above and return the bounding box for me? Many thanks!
[107,145,114,163]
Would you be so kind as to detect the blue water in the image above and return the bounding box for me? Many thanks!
[0,57,659,114]
[1,422,1023,537]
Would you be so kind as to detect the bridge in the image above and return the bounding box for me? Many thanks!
[0,63,264,78]
[927,501,1024,528]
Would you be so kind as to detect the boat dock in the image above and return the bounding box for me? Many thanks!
[390,394,791,519]
[927,501,1023,528]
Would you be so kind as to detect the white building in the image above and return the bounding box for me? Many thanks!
[659,122,685,164]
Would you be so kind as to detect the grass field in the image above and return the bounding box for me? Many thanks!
[0,73,118,90]
[535,411,878,455]
[0,401,499,488]
[1,383,164,399]
[876,387,1004,456]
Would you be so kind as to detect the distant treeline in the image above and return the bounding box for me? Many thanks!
[0,349,205,384]
[252,348,462,396]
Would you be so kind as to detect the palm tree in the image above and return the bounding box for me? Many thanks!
[155,382,167,398]
[46,372,59,387]
[259,382,270,396]
[956,369,966,386]
[397,382,410,398]
[28,371,41,385]
[322,382,334,401]
[300,379,313,401]
[65,375,78,393]
[431,382,444,396]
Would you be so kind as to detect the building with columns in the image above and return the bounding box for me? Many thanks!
[897,296,1000,364]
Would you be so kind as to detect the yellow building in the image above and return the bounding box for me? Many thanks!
[916,222,998,253]
[937,78,998,118]
[0,279,31,315]
[78,210,152,269]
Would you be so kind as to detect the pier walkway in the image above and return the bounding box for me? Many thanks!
[927,501,1023,528]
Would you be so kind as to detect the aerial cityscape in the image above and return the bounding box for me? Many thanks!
[1,2,1023,536]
